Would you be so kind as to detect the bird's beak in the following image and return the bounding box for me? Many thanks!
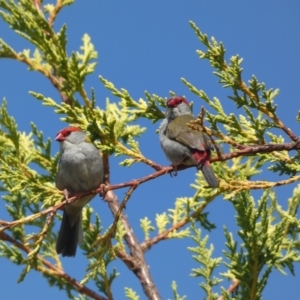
[55,132,65,142]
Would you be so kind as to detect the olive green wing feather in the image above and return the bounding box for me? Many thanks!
[166,114,206,151]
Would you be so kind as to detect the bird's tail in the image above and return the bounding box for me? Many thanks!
[199,161,219,188]
[56,211,83,257]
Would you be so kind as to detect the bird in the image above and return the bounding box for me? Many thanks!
[159,96,218,187]
[55,127,104,257]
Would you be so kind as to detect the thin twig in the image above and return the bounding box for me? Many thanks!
[0,231,107,300]
[92,185,137,248]
[102,155,161,300]
[238,81,298,142]
[197,107,223,158]
[48,0,64,27]
[0,188,91,231]
[2,138,300,231]
[141,194,217,252]
[217,279,239,300]
[32,0,42,14]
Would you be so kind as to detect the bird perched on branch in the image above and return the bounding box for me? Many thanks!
[55,127,103,257]
[159,96,218,187]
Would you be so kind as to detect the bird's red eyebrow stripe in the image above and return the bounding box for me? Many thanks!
[57,127,82,135]
[62,127,82,133]
[167,96,189,107]
[55,127,82,141]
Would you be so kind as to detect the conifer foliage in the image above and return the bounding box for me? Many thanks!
[0,1,300,299]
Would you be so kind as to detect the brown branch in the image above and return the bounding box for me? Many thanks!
[91,185,137,249]
[1,169,298,233]
[32,0,42,14]
[217,279,239,300]
[115,248,140,270]
[141,194,217,252]
[109,186,137,238]
[48,0,64,27]
[106,190,161,299]
[209,140,300,162]
[0,231,107,300]
[0,165,165,231]
[102,155,161,300]
[2,139,300,231]
[1,140,299,299]
[0,196,64,231]
[116,142,163,171]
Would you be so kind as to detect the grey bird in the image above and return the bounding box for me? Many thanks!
[159,96,218,187]
[55,127,103,257]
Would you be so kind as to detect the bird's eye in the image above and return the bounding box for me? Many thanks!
[65,130,71,136]
[179,99,182,103]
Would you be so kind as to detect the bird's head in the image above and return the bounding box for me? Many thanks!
[165,96,192,119]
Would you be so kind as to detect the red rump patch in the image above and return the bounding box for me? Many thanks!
[167,96,189,108]
[191,149,209,167]
[55,127,82,141]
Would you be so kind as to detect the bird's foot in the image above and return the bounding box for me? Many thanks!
[63,189,71,203]
[99,184,108,197]
[170,164,178,177]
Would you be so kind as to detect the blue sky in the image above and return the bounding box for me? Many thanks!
[1,1,300,299]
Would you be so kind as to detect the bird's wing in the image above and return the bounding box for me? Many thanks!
[166,114,206,151]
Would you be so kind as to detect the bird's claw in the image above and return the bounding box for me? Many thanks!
[170,165,178,177]
[99,184,108,198]
[63,189,70,203]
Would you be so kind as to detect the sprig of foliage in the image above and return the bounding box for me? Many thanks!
[81,207,119,298]
[182,22,298,180]
[0,100,62,282]
[140,217,155,240]
[0,0,96,107]
[100,76,165,123]
[139,189,217,245]
[171,281,186,300]
[221,188,300,299]
[188,223,222,300]
[125,287,140,300]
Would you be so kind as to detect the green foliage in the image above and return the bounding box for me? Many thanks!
[183,22,299,179]
[0,2,300,300]
[140,217,155,240]
[221,188,300,299]
[0,100,61,283]
[100,77,165,123]
[141,192,215,242]
[171,281,186,300]
[188,223,222,299]
[125,287,140,300]
[30,91,147,164]
[0,99,60,206]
